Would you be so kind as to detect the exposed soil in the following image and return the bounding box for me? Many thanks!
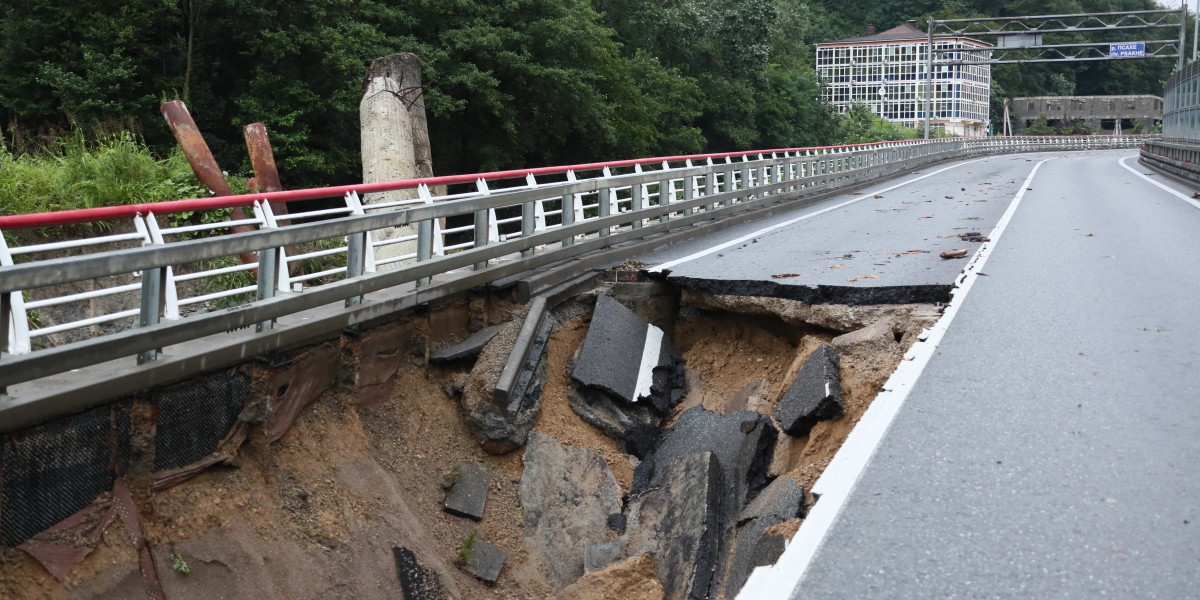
[532,313,635,493]
[1,281,938,600]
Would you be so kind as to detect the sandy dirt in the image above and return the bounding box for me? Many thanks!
[1,284,935,600]
[531,313,635,493]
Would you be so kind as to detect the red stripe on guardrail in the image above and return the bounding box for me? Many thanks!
[0,136,1153,230]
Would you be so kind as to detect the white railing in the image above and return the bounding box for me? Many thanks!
[0,135,1150,391]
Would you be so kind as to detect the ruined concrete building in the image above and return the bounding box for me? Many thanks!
[1012,95,1163,134]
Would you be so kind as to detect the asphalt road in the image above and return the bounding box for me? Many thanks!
[796,151,1199,598]
[642,152,1075,303]
[644,149,1200,598]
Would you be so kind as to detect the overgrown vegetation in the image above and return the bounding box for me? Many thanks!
[0,0,1177,199]
[0,132,205,217]
[1023,115,1099,136]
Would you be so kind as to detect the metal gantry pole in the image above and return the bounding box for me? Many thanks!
[925,17,934,139]
[1182,4,1189,71]
[1192,1,1197,62]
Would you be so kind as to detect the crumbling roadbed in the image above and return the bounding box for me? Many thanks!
[0,276,939,600]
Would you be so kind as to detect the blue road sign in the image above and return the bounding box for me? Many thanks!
[1110,42,1145,58]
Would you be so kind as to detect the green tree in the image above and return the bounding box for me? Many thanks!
[1024,115,1056,135]
[836,104,921,143]
[0,0,180,140]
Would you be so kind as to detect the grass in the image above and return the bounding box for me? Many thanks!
[459,532,477,564]
[170,551,191,575]
[0,130,208,219]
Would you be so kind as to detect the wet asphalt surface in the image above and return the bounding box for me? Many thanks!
[642,150,1200,598]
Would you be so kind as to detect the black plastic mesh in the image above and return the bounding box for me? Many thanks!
[0,403,131,547]
[153,369,249,471]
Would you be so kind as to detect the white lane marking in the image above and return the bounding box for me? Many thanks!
[736,156,1058,600]
[633,324,664,401]
[647,157,992,273]
[1118,156,1200,210]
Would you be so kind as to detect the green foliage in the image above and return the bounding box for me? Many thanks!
[194,255,256,308]
[837,104,922,144]
[1023,116,1056,136]
[170,551,191,575]
[1021,114,1096,136]
[0,0,1174,196]
[459,532,477,564]
[0,132,205,217]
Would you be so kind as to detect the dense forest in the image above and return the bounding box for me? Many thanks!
[0,0,1184,192]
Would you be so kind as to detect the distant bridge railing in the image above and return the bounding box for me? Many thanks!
[0,134,1149,420]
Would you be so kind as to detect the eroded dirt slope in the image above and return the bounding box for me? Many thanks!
[0,282,939,600]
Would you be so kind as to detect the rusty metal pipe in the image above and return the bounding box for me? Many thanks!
[160,100,257,266]
[244,123,305,275]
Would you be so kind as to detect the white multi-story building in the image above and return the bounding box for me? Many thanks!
[816,20,992,137]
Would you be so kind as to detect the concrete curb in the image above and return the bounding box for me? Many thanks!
[491,272,599,408]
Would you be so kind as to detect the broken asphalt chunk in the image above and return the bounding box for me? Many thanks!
[572,295,682,409]
[774,344,843,437]
[626,451,722,600]
[720,477,807,597]
[393,547,445,600]
[521,432,622,587]
[462,537,506,584]
[430,324,505,363]
[444,462,492,521]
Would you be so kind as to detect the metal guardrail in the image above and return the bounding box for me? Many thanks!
[1163,59,1200,142]
[1146,63,1200,182]
[1141,138,1200,181]
[0,135,1149,398]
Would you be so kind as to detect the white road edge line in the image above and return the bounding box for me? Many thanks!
[647,157,992,274]
[736,156,1058,600]
[1118,156,1200,210]
[633,324,664,401]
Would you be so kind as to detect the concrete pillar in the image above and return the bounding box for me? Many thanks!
[360,53,429,265]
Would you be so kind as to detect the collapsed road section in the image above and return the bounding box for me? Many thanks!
[0,152,1071,599]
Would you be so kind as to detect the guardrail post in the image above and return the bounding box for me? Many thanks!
[700,158,710,210]
[631,183,644,230]
[256,246,278,331]
[658,178,672,223]
[417,218,434,284]
[599,188,612,237]
[0,233,30,359]
[473,209,490,270]
[137,266,166,364]
[560,192,576,247]
[680,160,695,217]
[345,229,367,303]
[521,200,536,254]
[683,175,695,217]
[1,290,9,360]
